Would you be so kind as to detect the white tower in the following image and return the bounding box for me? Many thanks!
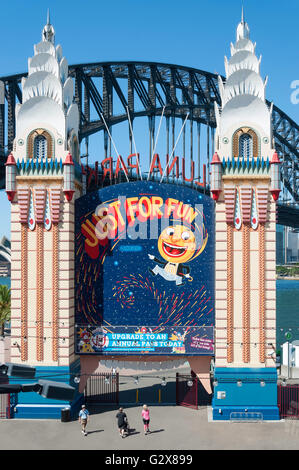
[6,15,82,418]
[211,11,280,420]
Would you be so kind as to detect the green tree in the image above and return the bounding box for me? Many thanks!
[0,285,11,337]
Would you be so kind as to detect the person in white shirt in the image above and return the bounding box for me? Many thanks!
[79,404,89,436]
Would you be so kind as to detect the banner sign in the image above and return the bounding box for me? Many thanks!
[75,181,215,356]
[78,326,214,355]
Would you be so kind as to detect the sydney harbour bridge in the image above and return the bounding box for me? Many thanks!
[0,61,298,227]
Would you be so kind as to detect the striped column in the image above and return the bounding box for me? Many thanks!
[34,187,46,362]
[256,186,269,363]
[240,186,252,363]
[223,186,236,363]
[49,187,62,362]
[17,187,30,361]
[226,223,234,363]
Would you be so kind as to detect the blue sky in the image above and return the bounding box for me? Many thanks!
[0,0,298,238]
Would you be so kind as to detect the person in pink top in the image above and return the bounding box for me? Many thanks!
[142,404,150,435]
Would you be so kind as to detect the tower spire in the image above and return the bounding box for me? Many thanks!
[42,8,55,44]
[236,5,250,41]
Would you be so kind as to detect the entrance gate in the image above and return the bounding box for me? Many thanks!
[176,373,212,409]
[84,373,119,405]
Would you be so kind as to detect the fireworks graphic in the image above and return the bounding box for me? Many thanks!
[112,273,213,332]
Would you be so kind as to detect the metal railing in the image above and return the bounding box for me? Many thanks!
[230,412,263,422]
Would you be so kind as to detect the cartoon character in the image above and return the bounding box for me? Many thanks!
[78,329,93,353]
[170,330,188,354]
[135,327,153,334]
[80,328,91,344]
[148,225,197,286]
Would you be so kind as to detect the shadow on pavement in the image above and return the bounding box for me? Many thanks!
[147,429,165,434]
[86,429,104,435]
[126,430,141,437]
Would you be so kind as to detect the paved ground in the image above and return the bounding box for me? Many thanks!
[1,405,299,450]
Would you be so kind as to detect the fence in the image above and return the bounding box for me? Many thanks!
[0,376,10,419]
[278,384,299,419]
[0,392,10,419]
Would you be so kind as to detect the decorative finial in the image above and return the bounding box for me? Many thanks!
[236,3,250,40]
[42,9,55,44]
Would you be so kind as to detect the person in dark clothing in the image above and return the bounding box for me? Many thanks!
[116,407,128,438]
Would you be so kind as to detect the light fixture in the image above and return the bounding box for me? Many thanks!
[237,380,242,387]
[187,380,193,387]
[260,381,266,387]
[5,153,17,202]
[161,377,167,387]
[63,152,75,202]
[73,376,80,384]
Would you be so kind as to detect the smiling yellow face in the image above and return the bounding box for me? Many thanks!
[158,225,196,264]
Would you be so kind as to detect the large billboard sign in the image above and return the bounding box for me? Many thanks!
[75,181,215,356]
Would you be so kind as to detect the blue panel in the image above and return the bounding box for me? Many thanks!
[9,361,83,419]
[212,368,280,421]
[75,181,215,356]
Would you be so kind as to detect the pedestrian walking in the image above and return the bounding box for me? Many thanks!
[116,407,129,438]
[142,404,150,435]
[79,404,89,436]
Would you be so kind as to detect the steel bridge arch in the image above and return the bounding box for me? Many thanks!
[0,61,298,203]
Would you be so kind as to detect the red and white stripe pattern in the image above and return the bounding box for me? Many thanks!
[223,186,236,224]
[256,186,269,224]
[240,186,252,224]
[250,189,258,230]
[17,187,30,224]
[43,191,51,231]
[33,187,47,224]
[49,187,62,224]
